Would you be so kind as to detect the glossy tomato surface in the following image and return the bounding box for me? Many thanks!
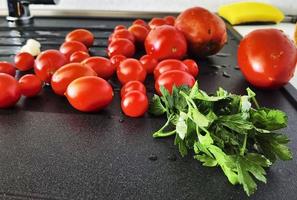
[128,24,149,43]
[65,76,114,112]
[145,25,187,61]
[120,81,147,98]
[148,18,167,29]
[70,51,90,63]
[117,58,147,84]
[65,29,94,47]
[81,57,115,79]
[0,61,16,77]
[121,90,148,117]
[154,59,189,79]
[140,55,158,74]
[19,74,42,97]
[114,25,126,31]
[155,70,195,95]
[164,16,176,26]
[34,50,67,83]
[238,29,297,89]
[110,55,126,70]
[133,19,150,30]
[183,59,199,77]
[51,63,97,96]
[59,41,88,62]
[0,73,21,108]
[111,29,135,44]
[14,52,35,71]
[107,39,135,58]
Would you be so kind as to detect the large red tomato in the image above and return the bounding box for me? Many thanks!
[121,90,148,117]
[14,52,35,71]
[0,73,21,108]
[117,58,147,84]
[34,50,67,83]
[65,29,94,47]
[51,63,97,96]
[154,59,189,79]
[81,57,115,79]
[238,29,297,89]
[59,41,88,62]
[19,74,42,97]
[110,55,126,70]
[175,7,227,57]
[107,39,135,58]
[65,76,114,112]
[145,25,187,60]
[0,61,16,77]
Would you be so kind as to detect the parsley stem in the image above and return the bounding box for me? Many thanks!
[240,133,247,156]
[251,96,260,109]
[153,130,176,138]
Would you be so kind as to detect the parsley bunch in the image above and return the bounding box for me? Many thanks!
[149,82,292,196]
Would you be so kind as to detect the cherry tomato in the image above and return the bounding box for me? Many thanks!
[154,59,189,79]
[238,29,297,89]
[140,54,158,74]
[0,61,16,77]
[155,70,195,95]
[121,81,147,98]
[34,50,67,83]
[128,24,149,43]
[0,73,21,108]
[65,76,114,112]
[183,59,199,77]
[148,18,167,29]
[110,55,126,70]
[114,25,126,31]
[117,58,147,84]
[19,74,42,97]
[81,57,115,79]
[111,29,135,44]
[59,41,88,62]
[65,29,94,47]
[14,52,35,71]
[121,90,148,117]
[145,25,187,61]
[108,33,114,45]
[70,51,90,63]
[51,63,97,96]
[107,39,135,58]
[164,16,176,26]
[133,19,150,30]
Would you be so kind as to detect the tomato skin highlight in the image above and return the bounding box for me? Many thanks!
[111,29,135,44]
[81,56,115,79]
[107,38,135,58]
[51,63,97,96]
[121,90,148,117]
[110,55,126,70]
[155,70,195,95]
[183,59,199,77]
[238,29,297,89]
[140,55,158,74]
[154,59,189,79]
[0,61,16,77]
[0,73,21,108]
[65,29,94,47]
[14,52,35,71]
[19,74,42,97]
[59,41,88,62]
[65,76,114,112]
[121,81,147,98]
[117,58,147,85]
[128,24,149,43]
[70,51,90,63]
[34,50,67,83]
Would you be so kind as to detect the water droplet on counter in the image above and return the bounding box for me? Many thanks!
[148,154,158,161]
[119,118,125,123]
[216,53,231,57]
[223,71,231,78]
[234,66,240,70]
[168,154,177,161]
[209,64,223,70]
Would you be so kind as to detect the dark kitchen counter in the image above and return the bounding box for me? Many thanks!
[0,16,296,200]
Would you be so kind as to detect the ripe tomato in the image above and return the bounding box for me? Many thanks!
[111,29,135,44]
[51,63,97,96]
[34,50,67,83]
[70,51,90,63]
[108,33,114,45]
[59,41,88,62]
[110,55,126,69]
[145,25,187,61]
[154,59,189,79]
[140,54,158,74]
[117,58,147,84]
[183,59,199,77]
[164,16,176,26]
[133,19,150,30]
[18,74,42,97]
[14,52,35,71]
[0,61,16,77]
[148,18,167,29]
[238,29,297,89]
[81,57,115,79]
[0,73,21,108]
[128,24,149,43]
[114,25,126,31]
[155,70,195,95]
[121,90,148,117]
[175,7,227,57]
[65,76,114,112]
[65,29,94,47]
[120,81,146,98]
[107,39,135,58]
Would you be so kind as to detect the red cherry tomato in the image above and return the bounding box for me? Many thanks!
[0,61,16,77]
[18,74,42,97]
[155,70,195,95]
[107,39,135,58]
[140,54,158,74]
[34,50,67,83]
[133,19,150,30]
[65,76,114,112]
[114,25,126,31]
[145,25,187,61]
[14,52,35,71]
[108,33,114,45]
[70,51,90,63]
[164,16,176,26]
[121,90,148,117]
[65,29,94,47]
[148,18,167,29]
[128,24,149,43]
[111,29,135,44]
[238,29,297,89]
[0,73,21,108]
[110,55,126,70]
[51,63,97,96]
[60,41,88,62]
[81,57,115,79]
[120,81,147,98]
[183,59,199,77]
[154,59,189,79]
[117,58,147,84]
